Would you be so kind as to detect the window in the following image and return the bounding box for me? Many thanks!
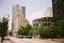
[36,23,38,26]
[42,20,43,22]
[44,23,47,26]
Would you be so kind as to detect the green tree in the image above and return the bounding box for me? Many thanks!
[38,25,49,38]
[17,24,33,37]
[24,24,32,36]
[0,17,8,42]
[53,3,64,38]
[32,26,39,38]
[17,26,25,37]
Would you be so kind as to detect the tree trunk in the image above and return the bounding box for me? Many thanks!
[1,36,4,42]
[52,37,54,40]
[51,35,54,41]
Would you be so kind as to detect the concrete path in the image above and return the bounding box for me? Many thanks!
[0,36,64,43]
[9,37,64,43]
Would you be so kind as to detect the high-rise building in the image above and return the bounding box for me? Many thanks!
[52,0,64,28]
[52,0,64,18]
[22,6,25,19]
[11,4,29,36]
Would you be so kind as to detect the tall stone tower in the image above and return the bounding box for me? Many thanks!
[22,6,25,19]
[11,4,29,36]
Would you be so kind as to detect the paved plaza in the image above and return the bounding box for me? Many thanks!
[0,36,64,43]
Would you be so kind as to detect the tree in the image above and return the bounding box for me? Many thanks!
[0,17,8,42]
[17,26,25,37]
[38,25,49,38]
[17,24,33,38]
[50,26,56,40]
[32,26,39,38]
[0,21,3,37]
[53,3,64,38]
[24,24,33,36]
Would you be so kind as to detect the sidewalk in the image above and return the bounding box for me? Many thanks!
[0,37,14,43]
[0,36,64,43]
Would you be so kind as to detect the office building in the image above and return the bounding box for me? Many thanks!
[52,0,64,26]
[33,17,53,27]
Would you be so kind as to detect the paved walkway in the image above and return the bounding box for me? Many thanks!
[0,36,64,43]
[9,37,64,43]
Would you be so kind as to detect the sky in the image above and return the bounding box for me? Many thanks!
[0,0,52,30]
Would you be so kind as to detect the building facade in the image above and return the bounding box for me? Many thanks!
[52,0,64,18]
[52,0,64,26]
[12,4,29,36]
[33,17,53,27]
